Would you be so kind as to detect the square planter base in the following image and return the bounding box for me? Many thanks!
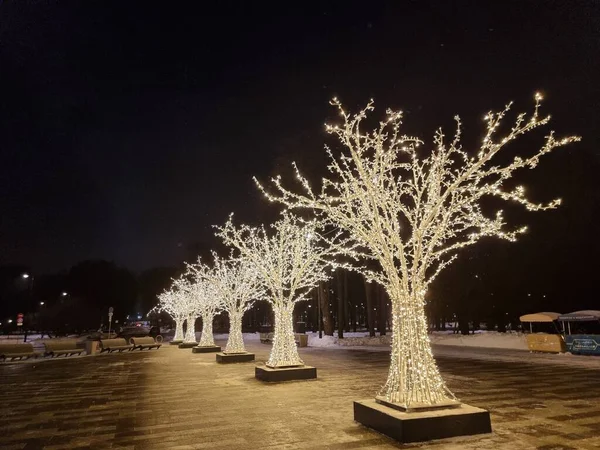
[216,352,255,363]
[178,342,198,349]
[169,340,183,345]
[255,365,317,382]
[353,399,491,444]
[192,345,222,353]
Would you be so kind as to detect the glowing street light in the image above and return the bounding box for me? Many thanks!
[40,301,45,306]
[22,273,30,279]
[61,292,68,297]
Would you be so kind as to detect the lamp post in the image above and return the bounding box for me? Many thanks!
[317,290,322,338]
[108,307,114,337]
[21,273,34,342]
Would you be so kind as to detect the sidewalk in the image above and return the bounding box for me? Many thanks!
[1,340,600,449]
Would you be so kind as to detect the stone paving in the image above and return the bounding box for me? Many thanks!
[1,340,600,449]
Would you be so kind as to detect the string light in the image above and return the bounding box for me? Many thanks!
[177,262,224,347]
[170,276,204,344]
[156,288,188,342]
[206,253,266,354]
[215,213,341,368]
[255,94,579,408]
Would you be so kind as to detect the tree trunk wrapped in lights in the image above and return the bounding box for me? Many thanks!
[216,213,342,368]
[255,94,578,408]
[183,313,197,343]
[173,317,185,341]
[205,254,265,354]
[225,311,244,353]
[268,303,301,367]
[198,313,215,346]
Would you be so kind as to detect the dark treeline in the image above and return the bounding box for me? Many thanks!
[0,261,178,335]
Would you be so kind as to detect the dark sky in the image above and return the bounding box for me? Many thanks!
[1,1,599,273]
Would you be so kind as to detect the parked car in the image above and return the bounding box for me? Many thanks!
[117,326,151,339]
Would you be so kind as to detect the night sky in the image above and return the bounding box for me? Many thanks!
[1,1,599,274]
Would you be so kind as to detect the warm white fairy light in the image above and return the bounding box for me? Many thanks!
[255,94,579,408]
[171,276,203,344]
[206,253,265,354]
[157,288,188,341]
[180,261,224,347]
[216,213,339,368]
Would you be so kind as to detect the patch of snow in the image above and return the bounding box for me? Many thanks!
[307,334,337,347]
[211,333,260,341]
[433,345,600,370]
[304,330,528,351]
[306,332,391,347]
[429,331,528,351]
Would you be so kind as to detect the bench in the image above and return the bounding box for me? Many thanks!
[99,338,133,353]
[130,336,161,351]
[43,340,84,357]
[0,343,42,361]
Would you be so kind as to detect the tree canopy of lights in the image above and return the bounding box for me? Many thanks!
[216,213,339,367]
[157,287,188,342]
[179,261,224,347]
[205,253,265,354]
[171,275,203,344]
[255,94,579,408]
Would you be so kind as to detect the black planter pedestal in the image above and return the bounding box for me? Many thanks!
[216,352,255,363]
[353,399,491,444]
[255,364,317,382]
[169,340,183,345]
[191,345,221,353]
[178,342,198,349]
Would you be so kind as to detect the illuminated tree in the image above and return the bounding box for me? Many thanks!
[172,276,201,344]
[157,288,187,342]
[256,94,579,408]
[184,261,223,347]
[207,253,265,353]
[216,214,339,367]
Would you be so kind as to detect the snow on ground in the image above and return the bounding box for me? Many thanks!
[0,334,45,344]
[212,332,260,342]
[306,330,529,350]
[430,330,529,350]
[302,331,600,370]
[432,344,600,370]
[308,332,390,347]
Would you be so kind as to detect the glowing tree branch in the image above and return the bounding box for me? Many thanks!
[207,253,266,354]
[255,94,579,407]
[184,261,224,347]
[157,288,187,342]
[172,276,202,344]
[216,213,338,367]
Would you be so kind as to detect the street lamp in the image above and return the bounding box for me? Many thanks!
[22,273,30,279]
[40,301,45,306]
[61,292,68,297]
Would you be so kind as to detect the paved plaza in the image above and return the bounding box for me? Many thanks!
[1,340,600,450]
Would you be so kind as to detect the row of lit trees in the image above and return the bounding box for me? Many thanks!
[156,214,343,367]
[160,94,577,408]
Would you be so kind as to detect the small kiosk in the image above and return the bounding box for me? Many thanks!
[519,312,566,353]
[559,310,600,356]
